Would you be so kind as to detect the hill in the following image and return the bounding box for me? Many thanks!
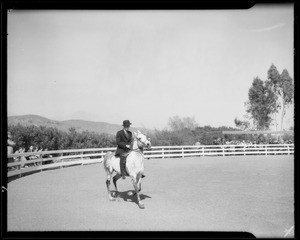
[7,115,152,136]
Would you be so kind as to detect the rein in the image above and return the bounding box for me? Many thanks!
[131,137,146,153]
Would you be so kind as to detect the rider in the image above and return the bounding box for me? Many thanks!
[115,120,145,179]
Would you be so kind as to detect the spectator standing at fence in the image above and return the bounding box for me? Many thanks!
[7,132,15,162]
[13,148,21,163]
[7,132,16,170]
[19,148,27,168]
[7,132,15,154]
[28,145,37,166]
[37,148,43,165]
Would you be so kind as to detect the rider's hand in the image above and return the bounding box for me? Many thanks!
[126,145,130,149]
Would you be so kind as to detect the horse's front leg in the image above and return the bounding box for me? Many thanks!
[131,176,144,209]
[137,174,142,193]
[106,174,115,201]
[112,174,122,199]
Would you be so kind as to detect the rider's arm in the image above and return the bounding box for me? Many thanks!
[125,137,133,149]
[116,132,130,150]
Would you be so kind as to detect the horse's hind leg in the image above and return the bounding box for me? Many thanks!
[112,173,121,198]
[138,179,142,193]
[106,173,115,201]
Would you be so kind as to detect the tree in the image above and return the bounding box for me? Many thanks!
[167,115,198,131]
[182,117,198,130]
[279,69,294,130]
[8,124,116,151]
[167,116,184,131]
[267,64,281,129]
[267,64,281,86]
[267,64,294,130]
[246,77,277,130]
[234,118,250,130]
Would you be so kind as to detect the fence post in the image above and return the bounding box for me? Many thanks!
[182,148,184,158]
[162,148,164,159]
[39,155,43,172]
[202,147,204,157]
[18,160,22,177]
[222,146,225,156]
[287,145,290,155]
[265,145,268,155]
[244,145,246,156]
[81,151,84,165]
[60,153,64,169]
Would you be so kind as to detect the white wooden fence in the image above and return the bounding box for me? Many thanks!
[7,144,294,178]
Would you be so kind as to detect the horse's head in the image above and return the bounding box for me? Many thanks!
[134,130,151,150]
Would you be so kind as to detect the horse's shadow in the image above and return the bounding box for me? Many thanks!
[111,190,151,205]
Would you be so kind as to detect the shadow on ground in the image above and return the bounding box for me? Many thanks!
[111,190,151,206]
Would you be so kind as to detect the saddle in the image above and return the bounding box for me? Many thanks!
[115,151,146,179]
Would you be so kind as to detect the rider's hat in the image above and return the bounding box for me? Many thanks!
[122,120,132,127]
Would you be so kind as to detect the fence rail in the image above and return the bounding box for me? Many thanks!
[7,144,294,178]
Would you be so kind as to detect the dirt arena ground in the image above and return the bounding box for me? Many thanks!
[7,155,294,237]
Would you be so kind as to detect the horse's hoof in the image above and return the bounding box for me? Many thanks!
[112,192,118,198]
[109,196,116,201]
[138,203,145,209]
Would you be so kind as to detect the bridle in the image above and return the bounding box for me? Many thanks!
[131,135,150,152]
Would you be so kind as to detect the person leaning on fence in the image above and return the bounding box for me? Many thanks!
[115,120,145,179]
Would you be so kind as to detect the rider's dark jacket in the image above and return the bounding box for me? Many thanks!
[115,129,132,156]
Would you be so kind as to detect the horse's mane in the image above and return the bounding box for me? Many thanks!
[130,135,143,151]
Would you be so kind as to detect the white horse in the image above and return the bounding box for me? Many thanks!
[103,130,151,209]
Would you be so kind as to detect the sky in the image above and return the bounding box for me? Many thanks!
[7,4,294,130]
